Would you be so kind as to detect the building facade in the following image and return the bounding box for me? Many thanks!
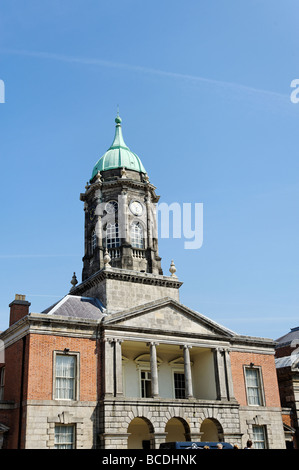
[0,115,285,449]
[275,327,299,449]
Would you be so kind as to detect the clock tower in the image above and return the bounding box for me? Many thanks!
[73,113,182,313]
[80,113,163,281]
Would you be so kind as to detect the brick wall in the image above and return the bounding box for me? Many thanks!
[0,331,100,448]
[230,351,281,407]
[282,412,292,427]
[27,334,99,401]
[0,336,29,448]
[275,345,294,358]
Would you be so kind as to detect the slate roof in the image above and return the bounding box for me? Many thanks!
[42,295,106,321]
[276,326,299,347]
[275,353,299,369]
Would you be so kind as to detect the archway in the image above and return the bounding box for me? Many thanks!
[165,417,190,442]
[127,417,153,449]
[200,418,223,442]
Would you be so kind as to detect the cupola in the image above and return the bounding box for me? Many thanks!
[91,114,146,180]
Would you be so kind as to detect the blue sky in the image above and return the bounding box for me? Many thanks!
[0,0,298,339]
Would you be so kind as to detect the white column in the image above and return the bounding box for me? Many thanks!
[183,345,193,398]
[148,342,159,397]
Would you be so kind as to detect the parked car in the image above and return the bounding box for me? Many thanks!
[159,441,234,449]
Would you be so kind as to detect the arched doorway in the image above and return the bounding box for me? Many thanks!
[200,418,223,442]
[127,417,153,449]
[165,417,190,442]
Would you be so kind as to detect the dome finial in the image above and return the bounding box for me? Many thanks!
[115,105,122,125]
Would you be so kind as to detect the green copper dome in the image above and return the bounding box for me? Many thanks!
[91,115,146,180]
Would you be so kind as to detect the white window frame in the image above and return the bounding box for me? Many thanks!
[252,425,268,449]
[130,221,144,249]
[244,365,265,406]
[53,351,80,401]
[173,370,186,399]
[140,369,152,398]
[54,424,76,449]
[134,354,162,398]
[169,357,192,400]
[106,223,120,249]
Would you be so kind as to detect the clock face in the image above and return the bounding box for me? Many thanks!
[105,200,118,214]
[130,200,143,216]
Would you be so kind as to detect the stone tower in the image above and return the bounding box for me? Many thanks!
[80,113,163,280]
[73,114,182,312]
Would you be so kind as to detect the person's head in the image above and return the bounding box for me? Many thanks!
[217,443,223,449]
[246,440,253,448]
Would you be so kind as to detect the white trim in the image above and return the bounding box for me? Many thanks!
[53,350,80,401]
[171,369,186,399]
[244,365,265,407]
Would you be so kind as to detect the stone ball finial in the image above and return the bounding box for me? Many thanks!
[103,249,111,268]
[70,272,78,289]
[169,260,177,277]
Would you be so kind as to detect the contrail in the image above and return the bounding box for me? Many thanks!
[0,254,77,259]
[0,48,288,101]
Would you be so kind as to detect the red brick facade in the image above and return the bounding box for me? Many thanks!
[0,332,100,448]
[230,351,281,407]
[26,334,99,401]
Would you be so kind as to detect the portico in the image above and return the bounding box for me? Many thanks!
[102,337,235,402]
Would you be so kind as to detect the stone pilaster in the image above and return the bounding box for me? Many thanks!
[115,339,123,397]
[223,348,235,400]
[104,339,115,397]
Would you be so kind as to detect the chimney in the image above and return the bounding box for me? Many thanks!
[9,294,31,326]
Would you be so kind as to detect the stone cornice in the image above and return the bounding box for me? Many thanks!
[0,309,275,354]
[71,267,183,296]
[80,178,159,203]
[0,313,101,347]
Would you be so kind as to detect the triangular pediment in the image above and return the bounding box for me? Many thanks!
[103,297,236,338]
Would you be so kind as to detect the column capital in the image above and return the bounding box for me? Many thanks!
[214,346,231,353]
[107,338,116,344]
[106,337,123,345]
[147,341,159,347]
[180,344,192,350]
